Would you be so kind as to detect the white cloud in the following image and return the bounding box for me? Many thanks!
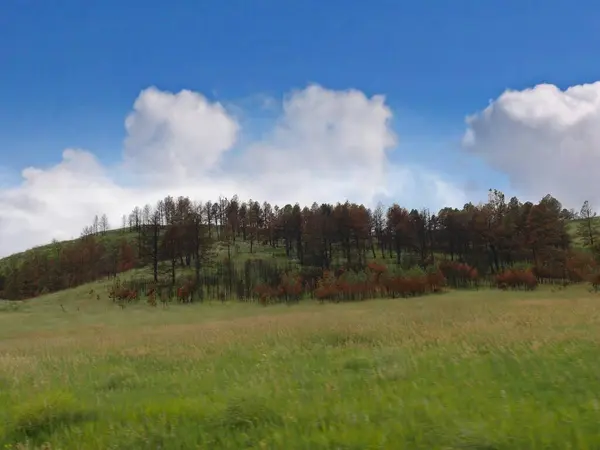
[0,84,465,258]
[244,85,396,173]
[463,81,600,208]
[123,86,239,182]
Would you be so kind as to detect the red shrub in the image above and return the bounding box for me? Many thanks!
[495,269,537,290]
[590,273,600,292]
[254,284,281,305]
[279,273,303,300]
[426,270,446,293]
[566,251,597,282]
[439,261,478,288]
[108,284,138,303]
[177,279,195,303]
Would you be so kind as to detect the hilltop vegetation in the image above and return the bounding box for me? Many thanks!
[1,189,600,303]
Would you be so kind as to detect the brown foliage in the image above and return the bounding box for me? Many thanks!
[177,279,196,303]
[253,272,303,305]
[313,265,445,302]
[495,269,537,290]
[108,283,138,303]
[438,261,479,288]
[565,250,597,282]
[117,239,137,272]
[590,273,600,292]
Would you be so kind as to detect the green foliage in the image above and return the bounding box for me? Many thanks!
[5,391,95,442]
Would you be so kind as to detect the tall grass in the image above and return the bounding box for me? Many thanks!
[1,285,600,448]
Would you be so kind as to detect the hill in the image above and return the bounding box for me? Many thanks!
[565,216,600,247]
[3,214,596,270]
[1,192,599,302]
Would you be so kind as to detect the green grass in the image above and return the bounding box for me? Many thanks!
[0,229,139,271]
[2,284,600,448]
[0,229,295,274]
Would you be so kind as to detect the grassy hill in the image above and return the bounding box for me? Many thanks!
[0,229,136,270]
[565,216,600,247]
[2,216,596,272]
[0,227,291,272]
[2,215,598,303]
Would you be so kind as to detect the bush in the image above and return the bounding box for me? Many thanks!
[312,264,445,302]
[495,269,537,290]
[566,250,597,282]
[107,278,138,303]
[438,261,478,288]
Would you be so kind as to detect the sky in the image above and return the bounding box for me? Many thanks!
[2,0,600,257]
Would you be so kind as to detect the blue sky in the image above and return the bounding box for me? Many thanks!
[2,0,598,168]
[2,0,600,255]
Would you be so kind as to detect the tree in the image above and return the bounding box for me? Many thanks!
[99,213,110,235]
[139,205,161,283]
[92,215,99,235]
[161,223,181,286]
[577,200,599,250]
[2,186,592,301]
[185,202,216,300]
[117,239,136,272]
[81,225,93,238]
[372,202,385,258]
[0,273,5,297]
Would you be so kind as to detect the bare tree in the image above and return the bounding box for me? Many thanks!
[99,213,110,235]
[92,215,99,235]
[81,225,93,238]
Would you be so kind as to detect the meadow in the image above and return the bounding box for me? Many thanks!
[1,282,600,449]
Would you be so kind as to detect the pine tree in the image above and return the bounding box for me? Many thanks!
[577,200,600,249]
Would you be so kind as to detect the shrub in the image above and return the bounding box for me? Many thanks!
[590,272,600,292]
[566,250,597,282]
[107,279,138,303]
[495,269,537,290]
[438,261,478,288]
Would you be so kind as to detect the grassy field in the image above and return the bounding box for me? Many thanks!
[2,284,600,449]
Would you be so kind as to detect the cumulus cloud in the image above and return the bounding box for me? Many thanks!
[0,84,465,258]
[123,86,239,182]
[235,85,399,205]
[463,81,600,208]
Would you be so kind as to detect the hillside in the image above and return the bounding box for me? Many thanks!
[2,211,596,272]
[0,228,137,270]
[1,193,599,302]
[0,227,289,271]
[565,216,600,247]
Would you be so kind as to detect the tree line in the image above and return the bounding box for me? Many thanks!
[1,189,599,302]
